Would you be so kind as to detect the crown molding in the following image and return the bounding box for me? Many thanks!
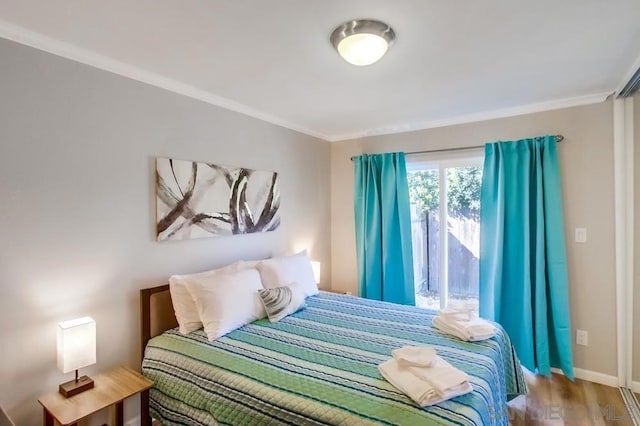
[614,50,640,96]
[327,92,611,142]
[0,19,331,141]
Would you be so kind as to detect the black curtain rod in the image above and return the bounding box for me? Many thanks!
[350,134,564,161]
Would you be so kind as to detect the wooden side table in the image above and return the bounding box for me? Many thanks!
[38,366,153,426]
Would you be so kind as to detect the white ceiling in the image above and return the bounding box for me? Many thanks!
[1,1,639,141]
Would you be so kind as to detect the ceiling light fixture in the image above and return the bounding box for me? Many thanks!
[330,19,396,66]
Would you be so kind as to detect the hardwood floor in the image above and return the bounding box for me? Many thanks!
[508,370,634,425]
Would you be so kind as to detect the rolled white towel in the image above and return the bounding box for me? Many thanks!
[392,346,437,368]
[378,358,472,407]
[433,315,497,342]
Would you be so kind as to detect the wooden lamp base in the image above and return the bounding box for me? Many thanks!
[59,375,94,398]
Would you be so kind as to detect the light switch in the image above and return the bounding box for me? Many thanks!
[575,228,587,243]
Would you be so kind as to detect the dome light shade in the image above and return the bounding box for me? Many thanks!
[330,19,395,66]
[337,33,388,66]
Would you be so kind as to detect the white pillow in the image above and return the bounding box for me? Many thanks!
[257,282,307,323]
[184,268,266,341]
[169,268,220,334]
[169,260,261,334]
[256,250,319,297]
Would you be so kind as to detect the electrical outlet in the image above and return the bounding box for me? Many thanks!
[576,329,588,346]
[575,228,587,243]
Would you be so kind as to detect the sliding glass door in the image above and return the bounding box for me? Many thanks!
[407,153,483,310]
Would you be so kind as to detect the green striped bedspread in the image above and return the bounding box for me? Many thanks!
[142,292,526,425]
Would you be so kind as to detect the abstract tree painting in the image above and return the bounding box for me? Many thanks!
[156,158,280,241]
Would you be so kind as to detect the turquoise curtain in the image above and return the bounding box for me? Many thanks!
[479,135,574,379]
[354,153,415,305]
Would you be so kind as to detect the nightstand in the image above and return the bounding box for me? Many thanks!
[38,366,153,426]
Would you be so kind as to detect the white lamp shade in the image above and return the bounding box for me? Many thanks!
[310,261,321,284]
[57,317,96,374]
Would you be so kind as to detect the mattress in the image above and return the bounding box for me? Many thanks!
[142,292,526,425]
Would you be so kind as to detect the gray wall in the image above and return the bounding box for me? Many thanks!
[0,38,331,425]
[331,101,618,377]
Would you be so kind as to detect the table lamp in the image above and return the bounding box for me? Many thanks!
[57,317,96,397]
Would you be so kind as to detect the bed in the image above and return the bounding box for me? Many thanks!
[140,286,526,426]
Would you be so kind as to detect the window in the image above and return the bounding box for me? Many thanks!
[407,152,483,310]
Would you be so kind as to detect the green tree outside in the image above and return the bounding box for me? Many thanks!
[408,166,482,219]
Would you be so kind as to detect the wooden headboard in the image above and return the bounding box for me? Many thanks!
[140,284,178,362]
[140,284,178,426]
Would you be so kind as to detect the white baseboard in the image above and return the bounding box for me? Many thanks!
[552,369,640,393]
[550,367,620,388]
[551,368,639,393]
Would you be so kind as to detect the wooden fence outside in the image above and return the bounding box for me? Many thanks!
[411,210,479,298]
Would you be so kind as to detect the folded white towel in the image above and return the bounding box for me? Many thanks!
[433,316,491,341]
[464,318,497,336]
[437,311,472,322]
[437,303,478,321]
[438,304,475,316]
[392,346,437,368]
[407,356,470,398]
[378,358,473,407]
[433,315,497,342]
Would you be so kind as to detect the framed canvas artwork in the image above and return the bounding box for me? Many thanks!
[156,158,280,241]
